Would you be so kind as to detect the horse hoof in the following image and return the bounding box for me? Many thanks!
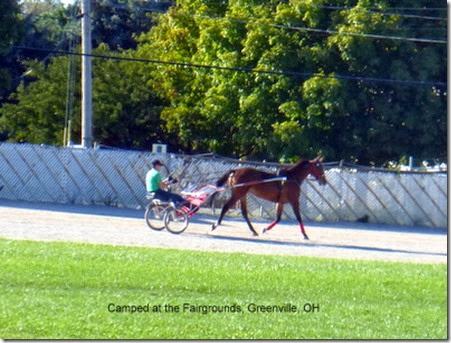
[303,235,309,240]
[261,228,267,235]
[252,232,259,237]
[211,225,217,232]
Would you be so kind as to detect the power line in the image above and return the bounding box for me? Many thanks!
[99,3,446,44]
[127,1,448,20]
[166,1,447,11]
[271,22,446,44]
[296,4,447,20]
[85,2,447,43]
[13,46,447,87]
[163,11,446,44]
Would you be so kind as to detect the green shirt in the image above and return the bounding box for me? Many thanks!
[146,168,162,192]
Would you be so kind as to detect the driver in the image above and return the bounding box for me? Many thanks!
[146,160,185,205]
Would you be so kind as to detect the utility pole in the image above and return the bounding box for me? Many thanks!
[81,0,93,148]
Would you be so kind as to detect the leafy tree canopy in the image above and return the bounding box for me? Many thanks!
[0,0,25,105]
[0,43,172,149]
[135,0,446,164]
[0,0,446,166]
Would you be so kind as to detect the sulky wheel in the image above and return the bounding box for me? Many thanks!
[164,207,189,234]
[145,203,168,231]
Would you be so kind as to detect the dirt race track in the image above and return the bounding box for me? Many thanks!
[0,199,447,264]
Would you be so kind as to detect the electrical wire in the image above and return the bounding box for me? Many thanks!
[291,4,447,20]
[13,45,447,87]
[95,2,446,44]
[95,1,447,20]
[123,1,446,12]
[166,11,447,44]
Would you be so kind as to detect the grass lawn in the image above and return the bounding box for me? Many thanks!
[0,238,447,339]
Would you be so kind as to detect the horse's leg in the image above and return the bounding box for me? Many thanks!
[211,190,243,231]
[211,198,234,231]
[290,197,309,240]
[262,201,283,234]
[240,196,258,236]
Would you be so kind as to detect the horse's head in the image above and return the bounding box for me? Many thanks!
[309,156,327,185]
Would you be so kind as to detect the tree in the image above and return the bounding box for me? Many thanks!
[0,0,24,104]
[0,44,171,148]
[90,0,172,50]
[324,0,446,163]
[91,45,173,149]
[135,0,446,164]
[0,0,174,148]
[0,0,163,108]
[1,0,446,165]
[0,0,79,113]
[0,57,75,144]
[0,0,23,54]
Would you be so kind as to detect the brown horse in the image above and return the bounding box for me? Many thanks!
[211,156,327,239]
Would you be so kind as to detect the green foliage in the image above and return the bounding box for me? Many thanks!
[0,0,173,149]
[0,0,24,104]
[0,0,23,54]
[0,0,446,165]
[0,239,447,339]
[90,0,168,50]
[91,45,172,148]
[323,0,446,163]
[0,58,71,144]
[135,0,446,163]
[21,0,78,51]
[0,45,170,148]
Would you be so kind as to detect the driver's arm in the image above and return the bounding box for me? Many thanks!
[159,180,168,189]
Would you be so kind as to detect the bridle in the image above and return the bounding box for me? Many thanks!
[279,159,326,187]
[307,161,326,184]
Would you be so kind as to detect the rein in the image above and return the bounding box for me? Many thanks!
[231,176,287,188]
[226,159,322,189]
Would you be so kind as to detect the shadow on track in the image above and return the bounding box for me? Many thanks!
[192,214,447,236]
[0,199,144,219]
[1,199,446,238]
[197,232,447,258]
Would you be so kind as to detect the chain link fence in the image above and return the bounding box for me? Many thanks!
[0,143,446,228]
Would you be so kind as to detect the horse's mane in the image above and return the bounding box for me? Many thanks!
[285,159,309,173]
[277,159,309,178]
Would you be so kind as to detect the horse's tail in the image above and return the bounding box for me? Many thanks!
[216,170,235,187]
[209,170,235,210]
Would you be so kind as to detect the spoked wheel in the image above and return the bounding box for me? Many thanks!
[164,208,189,234]
[145,203,168,231]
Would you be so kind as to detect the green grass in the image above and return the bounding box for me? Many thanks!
[0,238,447,339]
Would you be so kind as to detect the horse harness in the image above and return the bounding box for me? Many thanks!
[276,169,302,188]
